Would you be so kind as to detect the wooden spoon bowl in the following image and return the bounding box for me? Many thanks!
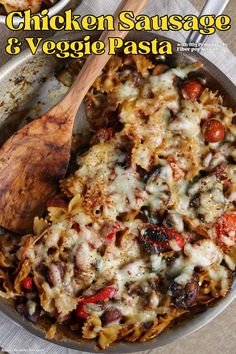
[0,108,73,234]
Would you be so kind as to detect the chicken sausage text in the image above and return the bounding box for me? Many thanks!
[6,10,231,36]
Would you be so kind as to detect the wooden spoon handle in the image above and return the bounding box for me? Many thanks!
[55,0,149,118]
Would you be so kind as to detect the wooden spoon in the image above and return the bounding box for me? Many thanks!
[0,0,148,234]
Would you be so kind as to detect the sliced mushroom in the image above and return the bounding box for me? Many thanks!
[169,272,199,309]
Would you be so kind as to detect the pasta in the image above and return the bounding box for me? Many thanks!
[0,54,235,350]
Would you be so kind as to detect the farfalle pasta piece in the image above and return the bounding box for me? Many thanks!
[14,259,31,293]
[46,324,57,340]
[119,310,187,344]
[60,176,76,198]
[123,325,146,342]
[222,107,236,136]
[98,325,121,350]
[119,323,137,338]
[0,269,15,299]
[33,275,57,314]
[83,314,121,349]
[199,88,223,115]
[197,272,218,304]
[207,265,232,298]
[107,56,123,72]
[54,292,78,316]
[0,250,12,268]
[197,266,232,304]
[161,135,201,181]
[56,58,87,88]
[93,56,123,93]
[82,314,103,339]
[85,90,119,130]
[16,235,34,261]
[47,207,68,223]
[140,310,186,342]
[68,195,85,216]
[130,55,155,78]
[183,216,209,238]
[121,103,165,170]
[33,217,49,236]
[181,138,201,180]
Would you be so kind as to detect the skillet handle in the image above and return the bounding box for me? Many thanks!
[186,0,230,44]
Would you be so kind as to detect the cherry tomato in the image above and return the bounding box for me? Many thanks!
[181,80,202,100]
[202,119,225,143]
[216,214,236,250]
[22,276,33,290]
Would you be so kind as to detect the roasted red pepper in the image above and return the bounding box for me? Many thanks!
[75,304,89,320]
[78,286,117,304]
[140,224,185,254]
[22,276,33,290]
[216,214,236,251]
[164,227,185,249]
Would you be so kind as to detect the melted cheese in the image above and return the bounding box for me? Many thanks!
[104,166,147,219]
[184,240,223,268]
[175,266,193,286]
[117,81,139,102]
[150,255,165,272]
